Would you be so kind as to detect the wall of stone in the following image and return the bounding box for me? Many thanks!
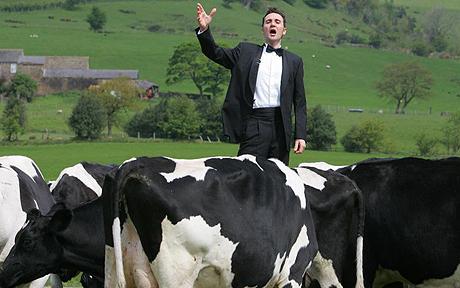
[18,64,42,81]
[39,77,99,95]
[44,56,89,69]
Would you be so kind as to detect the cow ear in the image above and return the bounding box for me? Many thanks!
[27,209,41,221]
[49,209,73,232]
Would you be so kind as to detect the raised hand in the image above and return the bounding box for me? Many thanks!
[197,2,216,32]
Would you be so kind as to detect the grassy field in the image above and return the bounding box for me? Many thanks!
[0,141,398,180]
[0,0,459,112]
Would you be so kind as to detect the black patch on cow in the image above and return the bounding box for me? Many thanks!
[108,157,318,287]
[339,157,460,286]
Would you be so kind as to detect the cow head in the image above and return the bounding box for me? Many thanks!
[0,204,72,288]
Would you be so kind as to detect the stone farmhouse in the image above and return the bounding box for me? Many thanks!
[0,49,159,97]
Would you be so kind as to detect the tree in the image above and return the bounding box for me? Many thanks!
[415,133,438,156]
[68,93,106,139]
[124,103,166,138]
[422,7,455,52]
[204,61,230,98]
[1,96,26,141]
[376,61,433,114]
[63,0,79,10]
[7,73,37,102]
[156,96,202,140]
[195,97,223,140]
[88,78,139,137]
[341,119,385,153]
[441,111,460,154]
[166,42,229,98]
[86,6,106,32]
[306,105,337,150]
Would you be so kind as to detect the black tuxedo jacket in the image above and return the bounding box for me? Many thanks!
[196,28,307,150]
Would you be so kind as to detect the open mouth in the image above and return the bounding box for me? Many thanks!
[269,28,277,36]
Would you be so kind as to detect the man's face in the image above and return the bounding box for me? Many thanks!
[262,12,287,46]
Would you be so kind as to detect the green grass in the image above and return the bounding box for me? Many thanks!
[1,0,459,112]
[0,141,397,180]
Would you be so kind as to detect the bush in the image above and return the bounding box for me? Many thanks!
[195,97,223,140]
[7,73,37,103]
[306,105,337,150]
[157,96,202,139]
[124,103,164,138]
[341,119,386,153]
[411,41,433,57]
[1,96,26,141]
[350,34,366,44]
[335,31,350,44]
[415,133,438,156]
[68,94,106,139]
[369,33,382,48]
[126,96,202,140]
[86,6,106,32]
[441,111,460,154]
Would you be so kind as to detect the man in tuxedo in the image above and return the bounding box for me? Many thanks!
[196,3,307,165]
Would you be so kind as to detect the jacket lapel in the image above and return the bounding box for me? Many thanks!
[280,50,290,97]
[248,45,264,96]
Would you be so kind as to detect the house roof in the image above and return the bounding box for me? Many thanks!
[18,56,46,65]
[135,79,158,89]
[43,69,139,79]
[0,49,24,63]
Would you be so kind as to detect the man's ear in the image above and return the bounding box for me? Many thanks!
[282,27,287,36]
[49,209,73,232]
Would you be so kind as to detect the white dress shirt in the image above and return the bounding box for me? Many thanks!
[253,44,283,108]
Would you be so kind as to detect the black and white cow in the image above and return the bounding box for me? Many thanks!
[0,199,105,288]
[50,162,115,209]
[0,155,55,288]
[295,166,364,288]
[301,157,460,288]
[336,157,460,288]
[103,155,319,287]
[0,162,115,288]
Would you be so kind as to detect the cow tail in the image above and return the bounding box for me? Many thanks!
[103,167,126,288]
[112,217,126,288]
[353,182,365,288]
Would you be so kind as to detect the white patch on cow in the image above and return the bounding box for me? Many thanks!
[152,215,238,287]
[50,163,102,196]
[306,252,343,288]
[294,167,327,191]
[299,162,345,171]
[356,236,364,288]
[112,217,126,288]
[236,154,264,171]
[0,167,26,254]
[270,159,306,209]
[375,264,460,288]
[160,158,216,183]
[120,157,137,167]
[0,155,44,184]
[273,225,311,288]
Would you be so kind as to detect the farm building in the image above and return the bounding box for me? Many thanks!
[0,49,158,96]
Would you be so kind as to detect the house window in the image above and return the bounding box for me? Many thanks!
[10,63,17,74]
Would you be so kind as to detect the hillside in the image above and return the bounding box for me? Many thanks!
[1,0,459,112]
[0,0,459,156]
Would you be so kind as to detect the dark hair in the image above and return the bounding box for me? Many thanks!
[262,7,286,27]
